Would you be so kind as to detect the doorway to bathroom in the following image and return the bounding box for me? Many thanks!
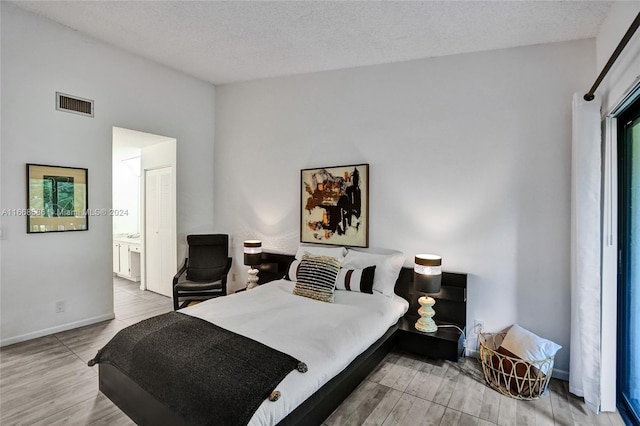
[112,127,177,297]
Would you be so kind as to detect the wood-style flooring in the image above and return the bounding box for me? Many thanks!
[327,353,626,426]
[0,277,627,426]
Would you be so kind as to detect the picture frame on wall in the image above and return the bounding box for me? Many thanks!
[300,163,369,247]
[26,163,88,233]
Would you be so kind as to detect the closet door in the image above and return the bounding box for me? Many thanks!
[145,166,175,297]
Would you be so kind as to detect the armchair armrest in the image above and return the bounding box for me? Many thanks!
[173,258,188,286]
[221,257,232,284]
[224,257,232,275]
[221,257,232,295]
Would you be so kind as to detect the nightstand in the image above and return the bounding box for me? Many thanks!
[396,316,466,362]
[392,269,467,362]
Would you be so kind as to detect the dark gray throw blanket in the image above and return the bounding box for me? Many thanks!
[88,312,306,426]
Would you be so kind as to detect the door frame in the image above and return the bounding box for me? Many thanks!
[111,127,177,294]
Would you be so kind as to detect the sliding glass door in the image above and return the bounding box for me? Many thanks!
[618,98,640,424]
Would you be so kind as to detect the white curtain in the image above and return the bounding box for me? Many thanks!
[569,92,602,414]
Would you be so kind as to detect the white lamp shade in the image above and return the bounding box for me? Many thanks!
[414,254,442,275]
[243,240,262,254]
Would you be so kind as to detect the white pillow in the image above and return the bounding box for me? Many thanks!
[288,259,301,281]
[295,244,347,261]
[501,324,562,373]
[342,248,405,297]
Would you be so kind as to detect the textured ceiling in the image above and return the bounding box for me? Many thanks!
[12,1,612,85]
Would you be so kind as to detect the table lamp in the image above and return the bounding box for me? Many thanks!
[414,254,442,333]
[243,240,262,290]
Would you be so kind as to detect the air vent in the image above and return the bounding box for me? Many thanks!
[56,92,94,117]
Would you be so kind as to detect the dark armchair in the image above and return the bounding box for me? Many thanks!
[173,234,232,310]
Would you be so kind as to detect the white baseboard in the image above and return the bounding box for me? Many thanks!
[466,348,480,358]
[464,348,569,381]
[552,368,569,381]
[0,313,115,347]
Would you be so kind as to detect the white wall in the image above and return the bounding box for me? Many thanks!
[215,39,595,374]
[0,3,216,345]
[112,147,141,236]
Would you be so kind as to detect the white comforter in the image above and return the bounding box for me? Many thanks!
[181,280,409,425]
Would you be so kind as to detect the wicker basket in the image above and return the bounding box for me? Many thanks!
[479,332,554,400]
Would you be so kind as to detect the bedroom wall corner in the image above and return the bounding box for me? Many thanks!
[596,2,640,113]
[0,2,216,346]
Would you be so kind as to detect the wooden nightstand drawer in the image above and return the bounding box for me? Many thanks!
[396,316,465,362]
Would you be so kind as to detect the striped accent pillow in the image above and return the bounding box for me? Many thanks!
[292,254,341,303]
[335,266,376,294]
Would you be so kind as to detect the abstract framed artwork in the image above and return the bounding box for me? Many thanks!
[300,163,369,247]
[26,163,88,233]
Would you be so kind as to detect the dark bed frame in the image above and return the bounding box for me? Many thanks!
[99,251,467,425]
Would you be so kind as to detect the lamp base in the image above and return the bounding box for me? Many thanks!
[246,267,259,290]
[415,295,438,333]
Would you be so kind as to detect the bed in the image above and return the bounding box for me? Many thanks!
[94,248,452,425]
